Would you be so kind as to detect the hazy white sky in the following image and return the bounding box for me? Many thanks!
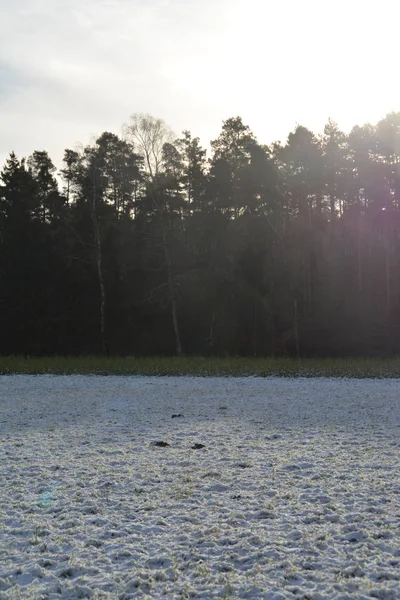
[1,0,400,169]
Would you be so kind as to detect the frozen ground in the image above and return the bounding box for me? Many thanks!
[0,376,399,600]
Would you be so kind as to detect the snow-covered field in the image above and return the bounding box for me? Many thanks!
[0,376,399,600]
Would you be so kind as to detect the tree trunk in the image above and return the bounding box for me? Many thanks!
[385,234,391,318]
[161,215,182,356]
[357,226,363,312]
[293,297,300,358]
[208,311,216,354]
[330,193,335,220]
[92,167,109,356]
[253,300,258,356]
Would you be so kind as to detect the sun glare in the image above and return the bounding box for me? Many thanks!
[218,0,400,143]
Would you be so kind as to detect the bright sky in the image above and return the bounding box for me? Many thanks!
[1,0,400,170]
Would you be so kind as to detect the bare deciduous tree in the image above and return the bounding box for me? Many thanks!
[91,161,109,356]
[123,114,173,180]
[124,113,183,355]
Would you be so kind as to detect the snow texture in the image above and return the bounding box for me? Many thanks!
[0,376,399,599]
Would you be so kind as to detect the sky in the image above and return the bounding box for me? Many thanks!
[1,0,400,170]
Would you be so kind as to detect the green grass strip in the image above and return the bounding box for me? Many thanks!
[1,356,400,377]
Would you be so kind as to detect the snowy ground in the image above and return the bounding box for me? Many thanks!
[0,376,399,600]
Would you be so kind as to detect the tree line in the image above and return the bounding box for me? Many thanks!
[2,112,400,357]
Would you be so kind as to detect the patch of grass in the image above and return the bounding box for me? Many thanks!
[1,355,400,377]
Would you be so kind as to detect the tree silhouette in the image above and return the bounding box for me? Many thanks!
[2,111,400,357]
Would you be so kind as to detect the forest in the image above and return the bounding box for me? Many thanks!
[1,112,400,358]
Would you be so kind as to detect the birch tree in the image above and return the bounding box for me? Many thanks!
[124,113,183,355]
